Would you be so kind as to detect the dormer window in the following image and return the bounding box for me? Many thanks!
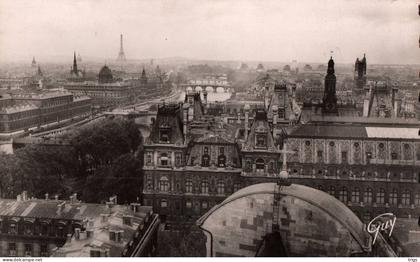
[123,216,132,226]
[202,147,210,167]
[256,134,267,147]
[278,109,285,119]
[256,158,265,172]
[159,129,170,143]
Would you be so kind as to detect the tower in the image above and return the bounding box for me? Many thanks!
[140,67,148,85]
[354,54,367,89]
[117,34,126,61]
[322,57,338,115]
[31,57,36,67]
[70,51,79,76]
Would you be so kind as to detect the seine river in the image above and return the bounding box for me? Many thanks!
[177,91,232,102]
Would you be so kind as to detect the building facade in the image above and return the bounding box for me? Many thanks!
[64,65,134,108]
[0,91,91,136]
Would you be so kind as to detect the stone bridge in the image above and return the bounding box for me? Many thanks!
[181,80,233,93]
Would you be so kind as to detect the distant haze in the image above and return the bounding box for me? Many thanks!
[0,0,418,64]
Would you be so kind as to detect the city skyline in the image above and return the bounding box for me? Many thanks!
[0,0,419,64]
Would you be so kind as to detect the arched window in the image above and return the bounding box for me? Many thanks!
[364,187,373,204]
[351,187,360,203]
[317,185,324,191]
[159,176,169,192]
[217,180,225,195]
[201,180,209,194]
[389,189,398,205]
[376,188,385,204]
[338,187,348,203]
[185,179,193,193]
[402,190,411,205]
[256,158,265,172]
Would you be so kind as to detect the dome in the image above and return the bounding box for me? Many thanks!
[197,183,373,257]
[98,65,113,83]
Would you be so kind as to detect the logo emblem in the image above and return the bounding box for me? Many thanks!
[367,213,396,245]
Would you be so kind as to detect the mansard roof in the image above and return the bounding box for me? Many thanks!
[196,132,235,144]
[242,109,278,152]
[148,103,184,144]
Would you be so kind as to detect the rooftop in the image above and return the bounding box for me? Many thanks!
[290,124,420,140]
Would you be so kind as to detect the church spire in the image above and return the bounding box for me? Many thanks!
[73,51,78,73]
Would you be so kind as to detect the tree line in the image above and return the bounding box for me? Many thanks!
[0,118,144,204]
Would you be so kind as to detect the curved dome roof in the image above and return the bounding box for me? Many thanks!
[98,65,113,83]
[197,183,372,257]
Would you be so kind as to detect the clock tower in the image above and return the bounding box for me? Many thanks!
[322,57,338,115]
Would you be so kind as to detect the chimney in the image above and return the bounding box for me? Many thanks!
[66,233,72,243]
[237,112,241,124]
[22,191,28,201]
[75,228,81,240]
[16,194,22,202]
[130,203,141,213]
[45,193,49,200]
[54,195,59,201]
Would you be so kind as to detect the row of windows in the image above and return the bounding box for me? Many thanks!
[244,158,279,172]
[6,242,48,257]
[153,177,241,195]
[305,141,413,150]
[1,222,69,238]
[292,169,418,181]
[160,199,209,210]
[319,186,419,205]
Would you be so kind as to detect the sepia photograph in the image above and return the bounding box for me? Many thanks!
[0,0,419,259]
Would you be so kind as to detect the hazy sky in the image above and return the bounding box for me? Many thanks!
[0,0,418,64]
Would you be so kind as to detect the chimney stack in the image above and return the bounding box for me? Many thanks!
[45,193,49,200]
[22,191,28,201]
[75,228,81,240]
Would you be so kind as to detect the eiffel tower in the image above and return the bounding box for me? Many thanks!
[117,34,126,61]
